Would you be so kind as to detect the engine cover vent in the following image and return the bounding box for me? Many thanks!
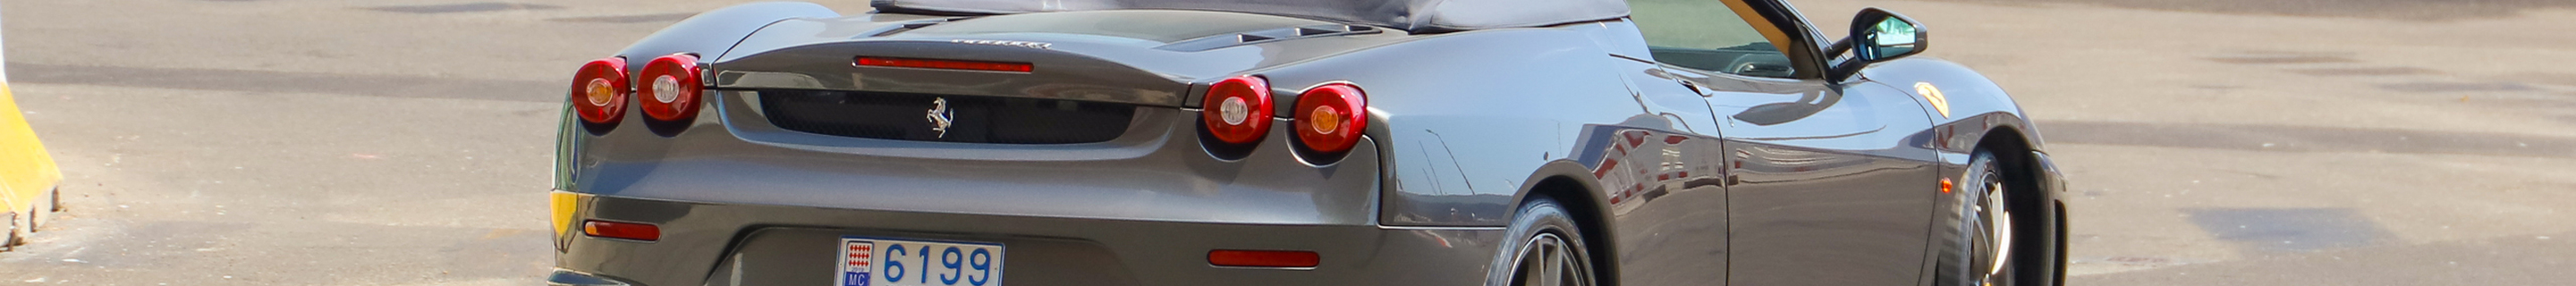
[758,89,1135,144]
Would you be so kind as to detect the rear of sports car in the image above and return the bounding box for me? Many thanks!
[547,7,1500,286]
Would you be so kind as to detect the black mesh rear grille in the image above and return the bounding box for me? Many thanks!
[758,89,1135,144]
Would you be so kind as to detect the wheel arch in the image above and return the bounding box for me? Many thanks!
[1512,161,1621,286]
[1974,125,2035,174]
[1969,124,2069,286]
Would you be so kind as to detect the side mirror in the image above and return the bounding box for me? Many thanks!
[1827,8,1928,81]
[1852,8,1926,62]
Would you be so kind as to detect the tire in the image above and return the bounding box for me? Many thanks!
[1935,150,2019,286]
[1498,196,1598,286]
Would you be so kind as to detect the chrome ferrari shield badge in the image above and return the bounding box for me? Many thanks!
[1914,82,1951,118]
[927,97,954,138]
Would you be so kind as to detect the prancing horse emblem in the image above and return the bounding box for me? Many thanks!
[927,97,954,138]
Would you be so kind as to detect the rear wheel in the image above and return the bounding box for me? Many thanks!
[1936,150,2018,286]
[1503,197,1596,286]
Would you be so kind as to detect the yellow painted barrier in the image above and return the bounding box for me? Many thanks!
[0,13,66,246]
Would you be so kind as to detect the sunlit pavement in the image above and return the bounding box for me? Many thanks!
[2,0,2570,285]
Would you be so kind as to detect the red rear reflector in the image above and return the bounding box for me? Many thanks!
[582,220,660,241]
[1208,249,1319,268]
[856,56,1034,72]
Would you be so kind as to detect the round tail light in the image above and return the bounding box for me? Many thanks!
[1292,83,1367,155]
[1201,75,1273,145]
[569,57,630,125]
[637,54,705,122]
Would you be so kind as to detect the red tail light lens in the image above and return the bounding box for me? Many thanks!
[637,54,704,122]
[1208,249,1320,268]
[1201,75,1274,145]
[570,57,630,125]
[856,56,1034,72]
[581,220,660,241]
[1292,83,1368,154]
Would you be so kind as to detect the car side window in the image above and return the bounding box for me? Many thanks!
[1625,0,1796,78]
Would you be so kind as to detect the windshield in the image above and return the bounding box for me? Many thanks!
[1626,0,1797,78]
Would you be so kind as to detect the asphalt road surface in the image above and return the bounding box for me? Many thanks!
[3,0,2572,285]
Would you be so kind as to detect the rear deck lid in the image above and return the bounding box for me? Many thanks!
[710,10,1370,144]
[711,10,1364,107]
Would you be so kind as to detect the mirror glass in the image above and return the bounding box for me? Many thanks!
[1857,17,1920,61]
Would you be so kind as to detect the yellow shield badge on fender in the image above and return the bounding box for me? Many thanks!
[1914,82,1951,118]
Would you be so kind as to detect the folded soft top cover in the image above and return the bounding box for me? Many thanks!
[872,0,1631,33]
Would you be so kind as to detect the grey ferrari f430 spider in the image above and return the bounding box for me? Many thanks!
[547,1,2069,286]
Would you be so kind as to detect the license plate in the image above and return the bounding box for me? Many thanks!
[839,237,1004,286]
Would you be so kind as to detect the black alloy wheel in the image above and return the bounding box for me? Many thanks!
[1504,197,1597,286]
[1937,150,2018,286]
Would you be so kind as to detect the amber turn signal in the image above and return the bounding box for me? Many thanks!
[1292,83,1367,155]
[569,57,630,125]
[582,220,661,241]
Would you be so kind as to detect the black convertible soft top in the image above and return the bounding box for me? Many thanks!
[872,0,1631,32]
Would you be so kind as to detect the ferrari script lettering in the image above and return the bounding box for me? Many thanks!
[950,39,1053,49]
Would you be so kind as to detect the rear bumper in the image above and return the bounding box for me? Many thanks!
[554,194,1504,286]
